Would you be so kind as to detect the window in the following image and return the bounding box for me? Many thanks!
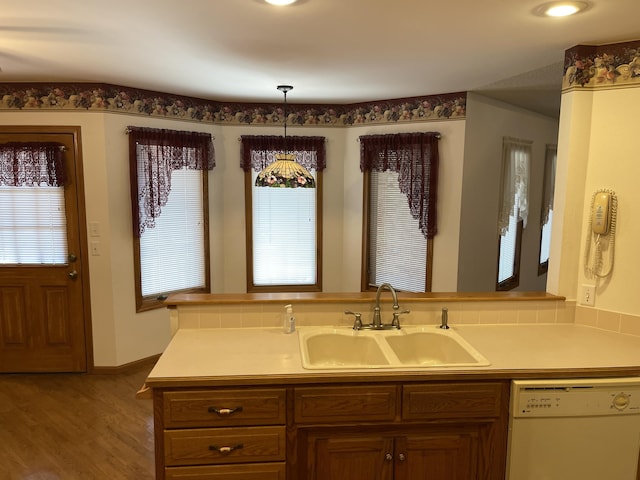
[538,144,557,275]
[0,142,67,264]
[360,132,440,292]
[128,127,215,312]
[241,135,325,292]
[497,137,531,291]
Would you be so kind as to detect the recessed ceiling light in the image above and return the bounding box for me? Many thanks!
[534,1,590,17]
[265,0,298,5]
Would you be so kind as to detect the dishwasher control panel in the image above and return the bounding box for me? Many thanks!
[511,378,640,417]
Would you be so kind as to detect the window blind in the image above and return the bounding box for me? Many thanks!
[0,185,67,264]
[368,170,426,292]
[251,169,316,286]
[498,198,520,284]
[139,169,205,296]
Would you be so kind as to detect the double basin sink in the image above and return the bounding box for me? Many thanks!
[298,325,490,369]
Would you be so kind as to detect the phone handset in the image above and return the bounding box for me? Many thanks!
[584,189,617,278]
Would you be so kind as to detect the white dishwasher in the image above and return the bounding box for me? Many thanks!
[507,377,640,480]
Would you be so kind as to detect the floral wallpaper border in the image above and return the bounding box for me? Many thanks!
[563,40,640,90]
[0,83,466,126]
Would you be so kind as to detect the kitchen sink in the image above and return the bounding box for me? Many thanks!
[301,331,390,368]
[385,330,490,367]
[298,326,490,369]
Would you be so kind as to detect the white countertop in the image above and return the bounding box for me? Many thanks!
[146,324,640,386]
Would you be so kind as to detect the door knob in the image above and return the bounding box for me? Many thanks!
[68,270,78,280]
[385,453,393,462]
[398,453,406,462]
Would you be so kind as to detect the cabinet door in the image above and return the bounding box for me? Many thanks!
[310,435,394,480]
[393,430,477,480]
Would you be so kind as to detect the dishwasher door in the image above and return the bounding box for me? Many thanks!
[507,378,640,480]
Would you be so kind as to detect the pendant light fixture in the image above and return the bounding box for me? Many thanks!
[254,85,316,188]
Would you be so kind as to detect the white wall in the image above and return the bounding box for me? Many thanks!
[0,110,479,365]
[214,125,347,293]
[551,85,640,317]
[457,93,559,292]
[342,120,466,292]
[0,111,218,366]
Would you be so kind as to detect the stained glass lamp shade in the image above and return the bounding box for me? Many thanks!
[255,85,316,188]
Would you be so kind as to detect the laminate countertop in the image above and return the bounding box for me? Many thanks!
[145,324,640,388]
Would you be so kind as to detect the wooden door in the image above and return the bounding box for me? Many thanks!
[311,435,394,480]
[0,127,89,372]
[394,430,477,480]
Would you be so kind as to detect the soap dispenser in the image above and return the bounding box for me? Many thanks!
[283,304,296,334]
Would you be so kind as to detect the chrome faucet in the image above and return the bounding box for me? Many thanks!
[345,283,410,330]
[372,283,399,328]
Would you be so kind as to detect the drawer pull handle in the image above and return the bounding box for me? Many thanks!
[209,443,244,455]
[208,406,243,416]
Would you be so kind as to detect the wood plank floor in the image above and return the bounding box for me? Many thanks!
[0,363,155,480]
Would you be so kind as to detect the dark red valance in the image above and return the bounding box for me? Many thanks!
[128,126,215,236]
[0,142,66,187]
[240,135,326,173]
[360,132,440,239]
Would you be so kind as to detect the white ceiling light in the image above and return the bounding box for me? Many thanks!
[534,1,590,17]
[264,0,298,5]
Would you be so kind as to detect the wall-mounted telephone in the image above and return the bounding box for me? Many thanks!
[584,189,618,278]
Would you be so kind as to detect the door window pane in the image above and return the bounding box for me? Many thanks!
[0,185,67,264]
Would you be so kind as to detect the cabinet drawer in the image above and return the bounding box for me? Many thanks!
[295,385,397,423]
[402,382,505,420]
[165,462,286,480]
[164,426,286,466]
[163,389,286,428]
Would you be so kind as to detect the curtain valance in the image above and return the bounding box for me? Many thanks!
[0,142,66,187]
[359,132,440,239]
[240,135,326,173]
[128,126,215,236]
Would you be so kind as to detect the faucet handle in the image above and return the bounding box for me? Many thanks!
[440,307,450,329]
[344,310,363,330]
[391,310,410,329]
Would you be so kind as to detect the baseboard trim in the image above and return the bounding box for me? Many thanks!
[89,354,161,375]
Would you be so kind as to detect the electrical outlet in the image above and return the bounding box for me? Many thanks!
[91,241,100,256]
[581,284,595,306]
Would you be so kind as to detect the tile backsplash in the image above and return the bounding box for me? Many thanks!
[170,299,576,335]
[575,305,640,336]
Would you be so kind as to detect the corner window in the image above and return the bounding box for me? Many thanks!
[128,127,215,312]
[497,137,531,291]
[360,132,440,292]
[241,135,325,292]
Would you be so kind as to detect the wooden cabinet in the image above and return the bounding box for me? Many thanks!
[152,381,508,480]
[294,382,508,480]
[154,388,287,480]
[307,430,477,480]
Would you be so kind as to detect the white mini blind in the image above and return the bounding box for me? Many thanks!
[251,169,316,286]
[0,185,67,264]
[139,169,205,296]
[369,170,426,292]
[498,198,520,284]
[539,209,553,265]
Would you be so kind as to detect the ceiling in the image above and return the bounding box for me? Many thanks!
[1,0,639,118]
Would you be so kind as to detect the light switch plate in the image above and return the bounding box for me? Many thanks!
[580,284,595,306]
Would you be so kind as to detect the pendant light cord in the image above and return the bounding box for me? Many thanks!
[277,85,293,156]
